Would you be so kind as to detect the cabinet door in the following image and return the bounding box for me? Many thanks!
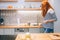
[15,28,29,34]
[4,29,14,35]
[0,29,4,35]
[29,28,44,33]
[29,28,40,33]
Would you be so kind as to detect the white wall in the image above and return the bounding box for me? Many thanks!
[54,0,60,32]
[49,0,60,32]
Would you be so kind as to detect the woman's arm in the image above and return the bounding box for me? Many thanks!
[43,10,57,24]
[43,19,56,24]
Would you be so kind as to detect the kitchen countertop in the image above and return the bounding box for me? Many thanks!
[0,25,42,28]
[15,33,60,40]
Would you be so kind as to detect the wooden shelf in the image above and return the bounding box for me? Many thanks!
[0,8,18,10]
[0,25,42,28]
[25,0,43,2]
[25,0,48,2]
[0,8,41,11]
[0,0,17,2]
[18,8,41,11]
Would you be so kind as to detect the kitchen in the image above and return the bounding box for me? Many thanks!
[0,0,60,40]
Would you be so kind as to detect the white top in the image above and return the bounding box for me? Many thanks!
[42,8,57,29]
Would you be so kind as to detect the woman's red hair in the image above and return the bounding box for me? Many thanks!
[41,1,53,17]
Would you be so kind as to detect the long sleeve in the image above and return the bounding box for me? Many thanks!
[50,10,57,21]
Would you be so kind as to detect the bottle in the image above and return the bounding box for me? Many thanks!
[27,21,30,26]
[25,32,31,40]
[7,5,13,9]
[17,18,20,26]
[0,18,4,25]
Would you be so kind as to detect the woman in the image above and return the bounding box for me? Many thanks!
[41,1,57,33]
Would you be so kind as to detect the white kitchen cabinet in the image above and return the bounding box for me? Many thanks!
[3,29,15,35]
[0,29,4,35]
[29,28,44,33]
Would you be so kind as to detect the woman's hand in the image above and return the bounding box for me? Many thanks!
[43,19,55,24]
[39,23,43,26]
[39,20,49,26]
[43,20,49,24]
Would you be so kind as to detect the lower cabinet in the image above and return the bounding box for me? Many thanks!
[4,29,15,35]
[0,28,44,35]
[0,28,29,35]
[29,28,44,33]
[0,29,4,35]
[0,29,15,35]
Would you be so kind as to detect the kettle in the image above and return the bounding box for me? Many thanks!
[0,18,4,25]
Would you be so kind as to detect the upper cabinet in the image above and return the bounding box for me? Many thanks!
[25,0,43,2]
[0,0,17,2]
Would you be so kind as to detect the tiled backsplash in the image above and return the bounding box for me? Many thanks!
[0,10,42,25]
[0,0,42,26]
[1,10,17,25]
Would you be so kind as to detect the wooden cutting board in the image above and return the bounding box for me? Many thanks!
[15,33,52,40]
[48,33,60,40]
